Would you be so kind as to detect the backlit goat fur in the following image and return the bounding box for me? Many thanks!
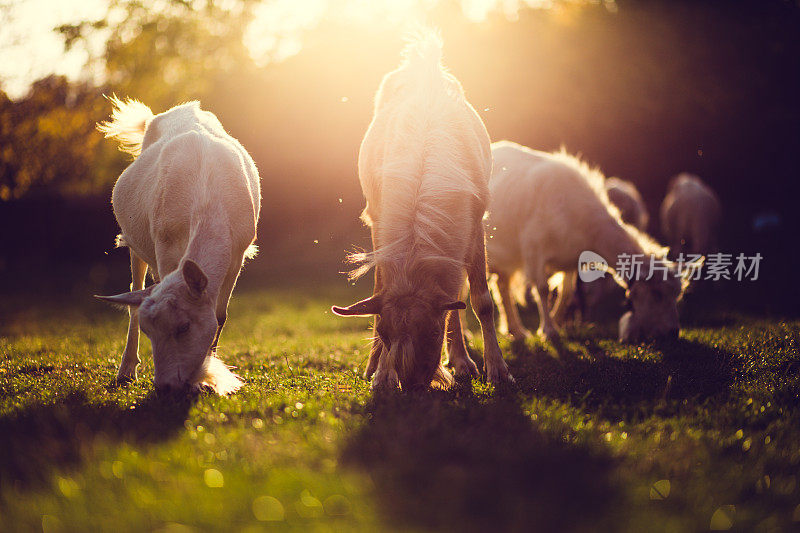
[575,176,650,321]
[96,97,260,394]
[486,141,698,343]
[333,31,512,389]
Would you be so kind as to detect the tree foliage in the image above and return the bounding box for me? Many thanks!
[0,0,259,199]
[96,0,257,108]
[0,76,111,199]
[0,0,797,210]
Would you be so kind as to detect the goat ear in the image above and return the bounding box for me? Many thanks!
[331,294,382,316]
[441,300,467,311]
[95,285,154,307]
[182,260,208,297]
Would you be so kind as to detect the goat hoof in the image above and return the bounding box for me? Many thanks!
[116,372,136,384]
[486,364,515,387]
[452,358,479,380]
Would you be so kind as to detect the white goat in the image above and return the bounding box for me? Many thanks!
[576,176,649,320]
[660,173,721,257]
[332,31,512,389]
[486,141,698,342]
[95,97,260,394]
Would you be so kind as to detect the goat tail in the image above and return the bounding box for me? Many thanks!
[401,27,444,79]
[97,95,154,157]
[402,27,442,63]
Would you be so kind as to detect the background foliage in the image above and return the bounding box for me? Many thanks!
[0,0,797,298]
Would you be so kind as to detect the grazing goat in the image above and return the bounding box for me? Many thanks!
[660,173,721,257]
[576,176,649,320]
[95,97,260,394]
[486,141,698,343]
[332,31,512,389]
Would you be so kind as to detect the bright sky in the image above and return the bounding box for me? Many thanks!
[0,0,109,97]
[0,0,576,99]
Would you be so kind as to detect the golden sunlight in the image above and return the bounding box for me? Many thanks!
[243,0,541,66]
[0,0,612,97]
[0,0,108,97]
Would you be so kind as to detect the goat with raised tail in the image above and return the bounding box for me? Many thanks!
[332,31,513,390]
[95,97,260,394]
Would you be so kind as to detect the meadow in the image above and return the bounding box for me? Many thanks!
[0,0,797,530]
[1,273,799,532]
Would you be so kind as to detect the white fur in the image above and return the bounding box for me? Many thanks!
[336,30,512,388]
[350,30,484,280]
[96,95,153,157]
[196,356,243,396]
[97,98,261,394]
[660,173,721,257]
[579,176,649,318]
[486,141,691,342]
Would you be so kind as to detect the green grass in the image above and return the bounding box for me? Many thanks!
[1,283,800,532]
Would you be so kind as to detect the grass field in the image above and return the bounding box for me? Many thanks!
[1,280,800,532]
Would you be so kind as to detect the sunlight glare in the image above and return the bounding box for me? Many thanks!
[245,0,327,66]
[0,0,610,97]
[0,0,108,98]
[244,0,499,66]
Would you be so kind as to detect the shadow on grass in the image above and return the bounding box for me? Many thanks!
[342,333,738,531]
[507,336,735,417]
[0,390,195,489]
[342,391,620,533]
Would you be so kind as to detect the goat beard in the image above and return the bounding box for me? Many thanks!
[194,355,243,395]
[388,339,453,390]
